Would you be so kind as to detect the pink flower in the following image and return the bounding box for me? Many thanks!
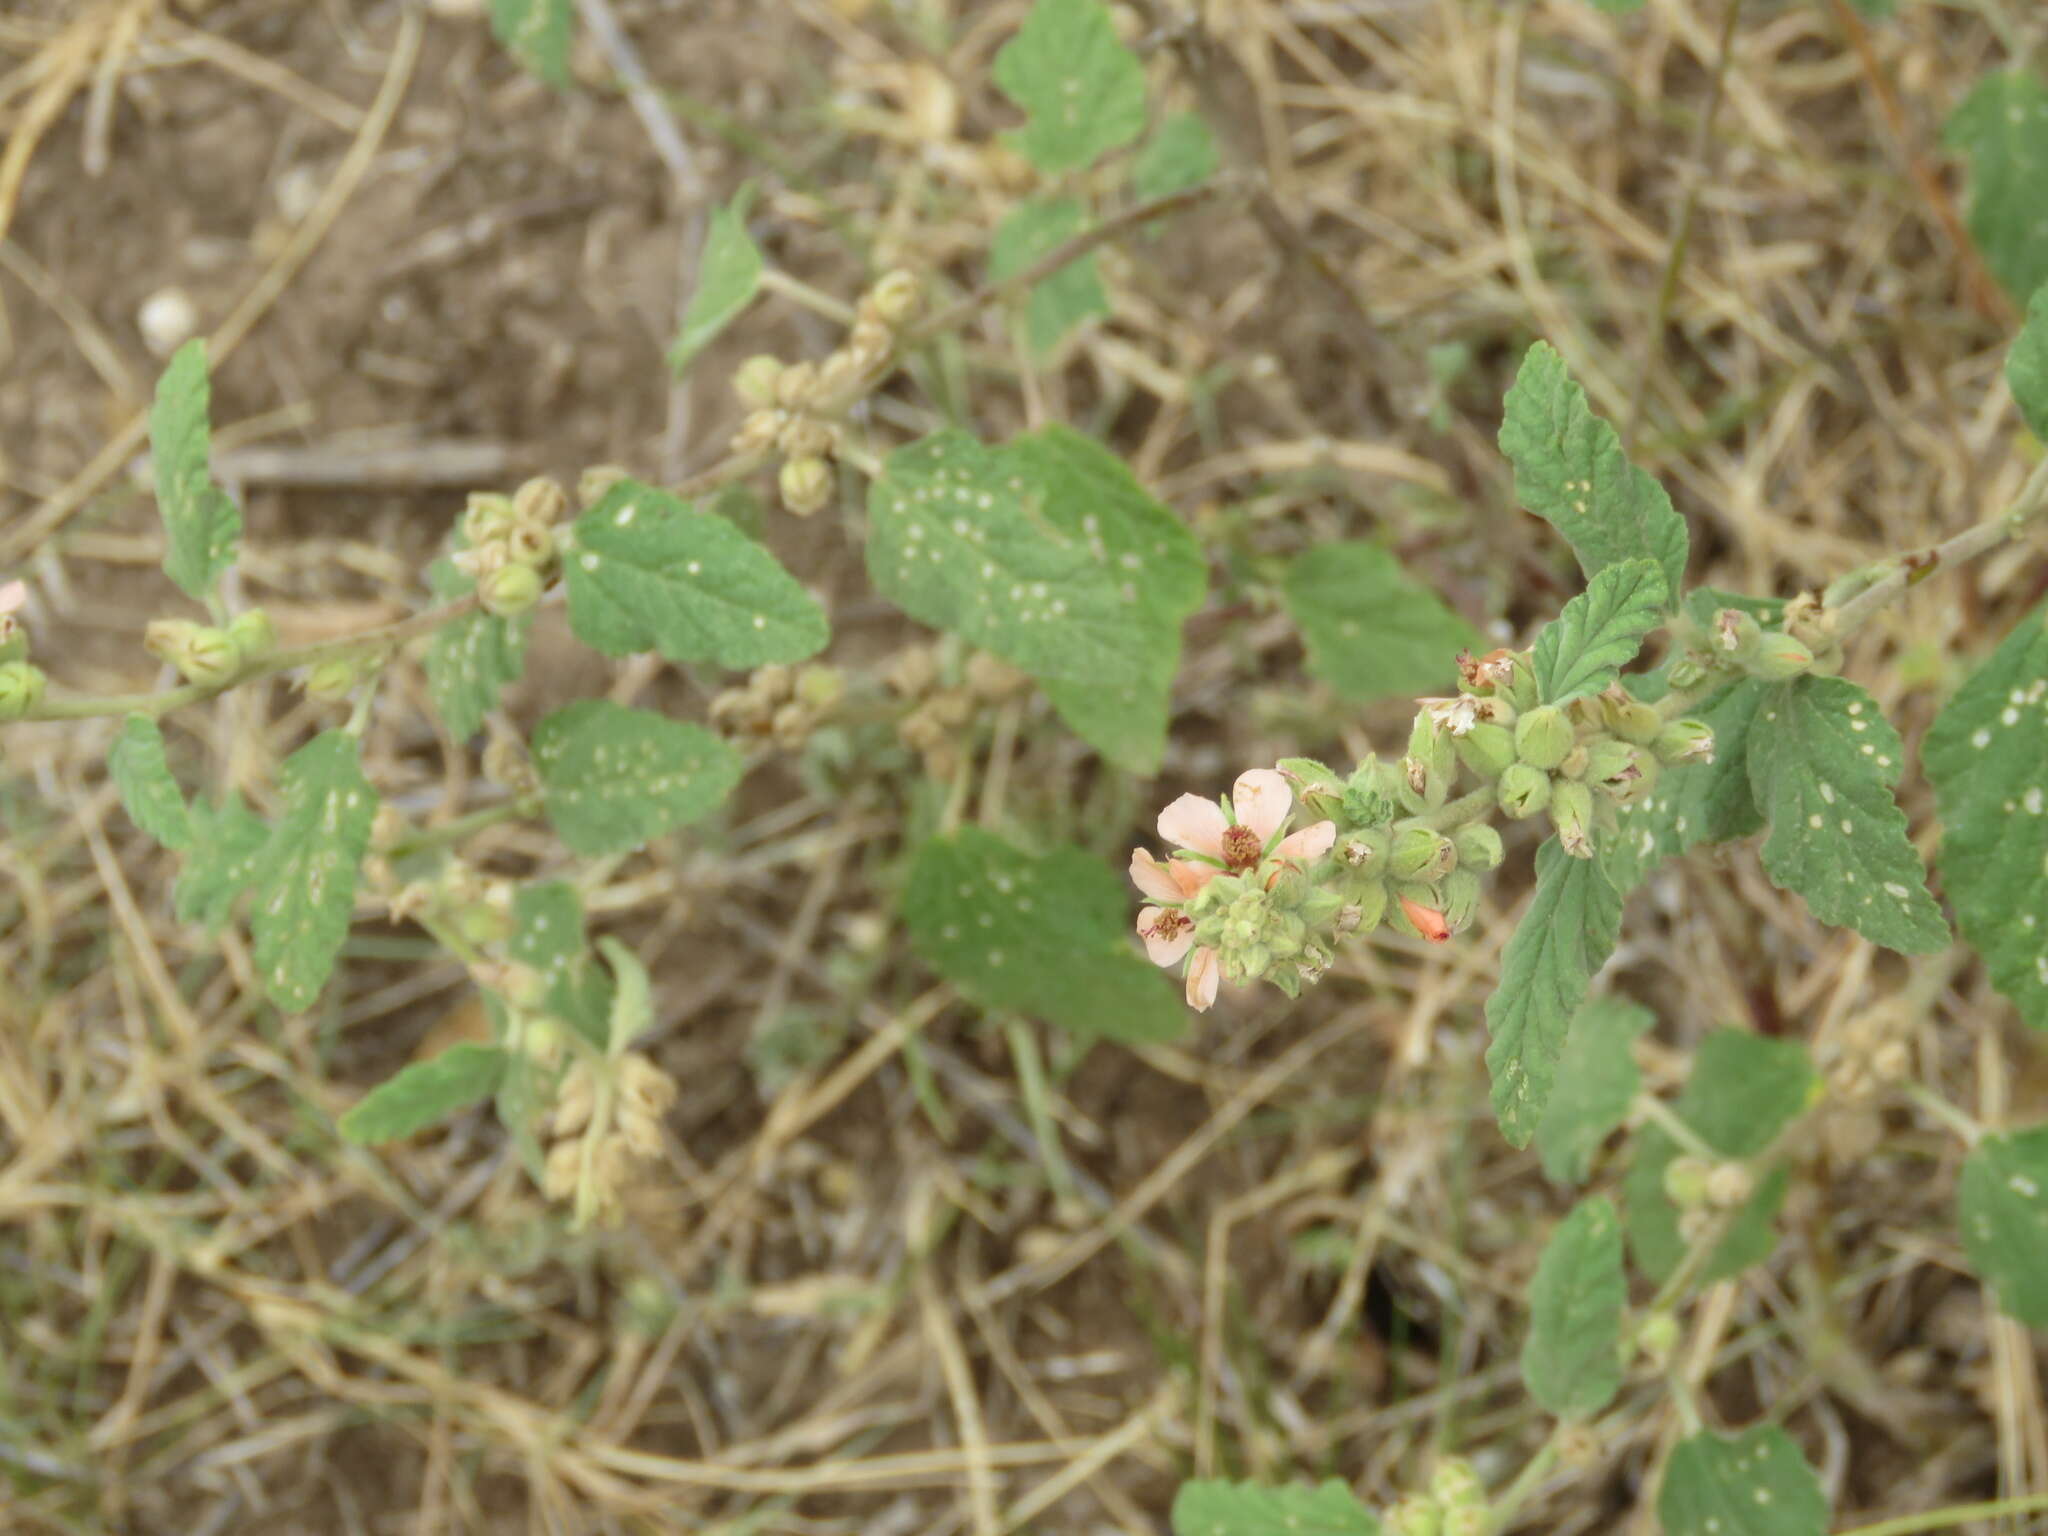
[0,581,25,616]
[1400,895,1451,945]
[1185,946,1221,1010]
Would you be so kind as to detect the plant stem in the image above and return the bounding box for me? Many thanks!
[1635,1093,1721,1165]
[1902,1081,1983,1147]
[1424,788,1498,831]
[1836,1495,2048,1536]
[1484,1424,1567,1536]
[384,796,543,862]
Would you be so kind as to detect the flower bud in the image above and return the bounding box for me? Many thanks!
[865,268,923,327]
[1393,886,1451,944]
[504,522,556,570]
[1431,1458,1484,1512]
[844,317,894,369]
[1387,1495,1441,1536]
[779,456,835,517]
[1556,743,1589,780]
[1454,722,1517,781]
[773,359,821,412]
[226,607,276,661]
[0,660,46,719]
[1549,778,1596,858]
[1408,707,1457,784]
[777,413,837,460]
[1439,869,1482,932]
[1654,717,1716,765]
[1667,655,1708,691]
[1496,762,1552,820]
[1663,1155,1712,1208]
[1744,632,1815,680]
[145,620,240,685]
[1583,738,1645,795]
[1442,1507,1485,1536]
[513,476,569,528]
[731,408,786,457]
[303,656,360,700]
[463,491,518,547]
[578,463,632,506]
[733,353,785,408]
[1705,1161,1754,1208]
[1713,607,1763,658]
[1338,826,1390,871]
[794,663,846,711]
[1399,755,1445,812]
[1600,688,1663,746]
[1450,821,1503,871]
[479,561,543,618]
[1513,705,1575,771]
[1338,879,1390,934]
[1277,757,1345,821]
[1635,1311,1681,1368]
[1390,826,1455,882]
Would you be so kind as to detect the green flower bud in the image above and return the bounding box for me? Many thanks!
[1513,705,1575,771]
[865,268,924,328]
[1299,886,1346,928]
[1336,879,1390,935]
[1431,1458,1484,1512]
[1408,708,1456,786]
[1453,722,1517,780]
[1635,1312,1681,1368]
[1705,1161,1754,1208]
[1337,826,1390,872]
[1399,754,1446,812]
[462,491,518,547]
[1390,825,1455,882]
[734,354,785,409]
[1390,882,1447,941]
[1744,632,1814,681]
[1439,869,1482,932]
[1806,641,1844,677]
[1663,1155,1712,1208]
[1549,778,1596,858]
[226,607,276,661]
[512,477,569,528]
[1496,762,1552,820]
[479,561,543,618]
[1387,1495,1441,1536]
[1667,655,1709,691]
[1583,737,1640,788]
[1712,607,1764,660]
[1341,760,1400,828]
[304,657,361,700]
[0,660,46,719]
[1601,689,1663,746]
[1442,1506,1486,1536]
[1653,717,1716,765]
[1225,942,1271,985]
[504,521,557,570]
[145,620,240,685]
[779,455,835,518]
[1277,757,1346,821]
[1266,913,1307,960]
[1450,821,1503,871]
[1590,742,1659,805]
[1556,742,1590,780]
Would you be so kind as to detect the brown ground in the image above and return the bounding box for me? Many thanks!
[2,0,2045,1532]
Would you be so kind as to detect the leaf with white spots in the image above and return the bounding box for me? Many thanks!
[1535,998,1652,1183]
[1659,1426,1828,1536]
[1498,341,1689,601]
[425,556,530,741]
[1923,600,2048,1029]
[109,714,193,851]
[903,828,1186,1043]
[1746,676,1948,953]
[2007,285,2048,441]
[1485,839,1626,1148]
[991,0,1147,175]
[338,1044,507,1144]
[1942,69,2048,306]
[1603,679,1770,892]
[564,480,828,669]
[1530,557,1667,705]
[1133,111,1219,203]
[1282,540,1479,703]
[667,197,763,375]
[175,793,271,933]
[1170,1480,1381,1536]
[532,700,741,857]
[989,198,1108,358]
[1522,1195,1626,1419]
[509,882,613,1048]
[150,339,241,604]
[1959,1126,2048,1327]
[250,732,379,1012]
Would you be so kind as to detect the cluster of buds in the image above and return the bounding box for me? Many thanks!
[0,580,46,719]
[709,662,845,749]
[544,1052,678,1224]
[379,852,518,948]
[1664,1150,1757,1242]
[1387,1457,1489,1536]
[144,607,275,689]
[729,269,924,517]
[454,476,567,619]
[1821,1011,1913,1103]
[887,642,1032,780]
[1704,598,1842,682]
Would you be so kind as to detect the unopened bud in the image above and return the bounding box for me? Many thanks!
[731,408,786,457]
[1550,778,1596,858]
[1663,1155,1712,1208]
[1408,708,1456,784]
[463,491,518,547]
[795,663,847,710]
[226,607,276,661]
[1455,722,1518,780]
[303,656,360,700]
[504,522,556,570]
[1636,1311,1681,1368]
[1584,738,1647,797]
[1451,822,1504,871]
[145,620,240,685]
[779,456,835,517]
[1431,1458,1484,1511]
[1439,869,1482,932]
[1339,826,1390,871]
[0,660,46,719]
[370,804,407,851]
[578,463,632,506]
[1713,608,1763,658]
[733,354,785,408]
[1601,688,1664,746]
[1390,826,1454,882]
[1399,754,1446,811]
[1513,705,1575,771]
[1705,1161,1754,1208]
[1654,717,1716,765]
[1496,762,1552,820]
[1277,757,1345,820]
[843,317,894,369]
[865,268,923,327]
[512,477,568,528]
[777,413,837,460]
[773,359,821,411]
[1871,1039,1911,1082]
[479,561,543,618]
[1667,656,1708,691]
[1394,886,1452,944]
[1341,879,1390,934]
[1744,632,1815,681]
[1387,1494,1441,1536]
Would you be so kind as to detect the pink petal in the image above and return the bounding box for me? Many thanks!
[1185,947,1221,1011]
[1171,859,1218,896]
[1130,848,1186,903]
[1137,907,1194,966]
[1231,769,1292,842]
[1399,895,1452,945]
[1157,793,1227,857]
[1274,820,1336,864]
[0,581,25,615]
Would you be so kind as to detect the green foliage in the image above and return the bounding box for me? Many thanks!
[565,480,828,669]
[490,0,573,87]
[1942,70,2048,304]
[1747,676,1948,954]
[531,700,741,857]
[1585,0,1645,12]
[109,714,192,851]
[1659,1426,1828,1536]
[1535,998,1652,1183]
[991,0,1147,174]
[1170,1480,1381,1536]
[1923,601,2048,1028]
[989,198,1108,357]
[597,935,654,1054]
[866,427,1204,772]
[1497,341,1689,600]
[509,882,614,1047]
[150,339,241,605]
[1134,111,1219,203]
[426,557,530,741]
[1485,839,1625,1147]
[2012,287,2048,442]
[250,732,378,1011]
[1605,679,1769,891]
[1522,1195,1625,1418]
[1281,541,1478,703]
[174,793,271,933]
[668,198,764,375]
[339,1044,508,1144]
[1530,558,1667,705]
[1959,1125,2048,1327]
[903,828,1186,1043]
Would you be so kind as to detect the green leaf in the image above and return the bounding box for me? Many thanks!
[1133,111,1219,203]
[1498,341,1689,600]
[1282,541,1479,703]
[339,1044,508,1144]
[532,700,741,857]
[1530,558,1667,705]
[1170,1480,1381,1536]
[1746,676,1948,953]
[989,198,1108,358]
[1522,1195,1626,1419]
[565,480,828,668]
[1846,0,1894,13]
[1485,839,1626,1147]
[1926,602,2048,1028]
[1603,679,1770,892]
[250,732,378,1011]
[425,557,529,741]
[667,198,764,375]
[508,882,613,1047]
[2011,286,2048,442]
[991,0,1147,174]
[109,714,193,851]
[1942,70,2048,305]
[1535,998,1652,1183]
[149,339,241,604]
[174,793,271,933]
[489,0,572,86]
[1960,1127,2048,1327]
[903,828,1186,1043]
[597,935,654,1054]
[1659,1427,1828,1536]
[1586,0,1645,11]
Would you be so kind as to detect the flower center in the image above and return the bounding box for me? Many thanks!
[1143,909,1191,941]
[1221,823,1264,871]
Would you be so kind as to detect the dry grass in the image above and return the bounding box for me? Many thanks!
[1,0,2045,1531]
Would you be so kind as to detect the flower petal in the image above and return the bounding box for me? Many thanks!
[1399,895,1452,945]
[1231,768,1293,842]
[1137,907,1194,966]
[1129,848,1186,903]
[1157,793,1227,857]
[1274,820,1336,864]
[1185,946,1221,1011]
[1171,858,1218,896]
[0,581,25,616]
